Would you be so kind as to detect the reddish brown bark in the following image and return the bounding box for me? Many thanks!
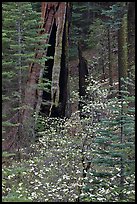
[3,2,70,151]
[23,2,70,119]
[23,2,62,123]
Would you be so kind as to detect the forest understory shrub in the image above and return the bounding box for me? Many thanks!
[2,2,135,202]
[3,76,134,202]
[78,76,135,202]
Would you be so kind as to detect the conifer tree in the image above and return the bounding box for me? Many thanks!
[79,77,135,202]
[2,2,47,151]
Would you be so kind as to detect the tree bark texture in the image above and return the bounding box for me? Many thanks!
[108,27,113,90]
[23,2,69,121]
[3,2,71,151]
[127,2,135,73]
[78,41,88,97]
[23,2,71,119]
[127,2,135,97]
[118,14,128,96]
[78,41,88,118]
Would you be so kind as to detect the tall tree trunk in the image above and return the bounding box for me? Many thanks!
[49,3,68,116]
[118,11,128,201]
[118,14,128,96]
[3,2,71,151]
[127,2,135,74]
[17,19,22,156]
[78,41,88,117]
[99,39,105,81]
[22,3,60,139]
[24,2,71,127]
[127,2,135,96]
[108,26,113,90]
[78,41,88,97]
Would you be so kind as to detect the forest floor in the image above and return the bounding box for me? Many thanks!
[2,49,123,202]
[3,122,84,202]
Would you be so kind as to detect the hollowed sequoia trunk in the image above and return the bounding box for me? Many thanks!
[25,2,70,120]
[40,20,57,116]
[3,2,71,151]
[41,16,69,117]
[24,2,71,119]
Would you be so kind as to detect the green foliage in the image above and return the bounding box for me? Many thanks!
[2,77,135,202]
[2,3,51,201]
[70,2,96,59]
[2,2,50,139]
[101,2,127,29]
[2,2,40,118]
[2,2,135,203]
[70,2,122,58]
[88,19,106,49]
[2,152,32,202]
[2,116,83,202]
[79,76,135,202]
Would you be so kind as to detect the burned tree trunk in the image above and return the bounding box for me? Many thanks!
[3,2,71,151]
[24,2,70,120]
[78,41,88,97]
[23,2,71,119]
[78,41,88,116]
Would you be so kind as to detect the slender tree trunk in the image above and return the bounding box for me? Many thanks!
[78,41,88,97]
[99,39,105,81]
[119,98,125,201]
[17,20,22,157]
[108,26,113,90]
[118,12,128,201]
[118,14,128,96]
[127,2,135,96]
[78,41,88,118]
[127,2,135,74]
